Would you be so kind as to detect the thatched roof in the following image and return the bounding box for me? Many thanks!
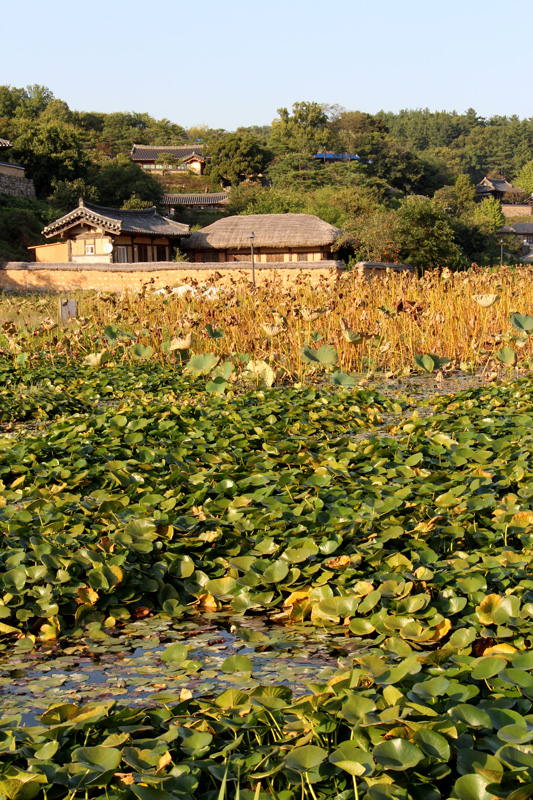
[43,200,190,238]
[185,214,341,251]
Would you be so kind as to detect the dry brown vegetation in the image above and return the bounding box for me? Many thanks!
[2,265,533,378]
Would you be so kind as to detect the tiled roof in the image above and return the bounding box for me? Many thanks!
[0,161,23,170]
[130,144,204,162]
[476,176,516,194]
[507,222,533,235]
[161,193,229,207]
[0,138,11,149]
[42,200,190,238]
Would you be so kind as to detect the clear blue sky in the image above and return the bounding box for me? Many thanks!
[2,0,532,130]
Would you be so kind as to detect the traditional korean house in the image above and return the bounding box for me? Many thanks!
[183,214,341,263]
[475,175,524,201]
[130,144,206,175]
[161,192,230,216]
[32,200,189,263]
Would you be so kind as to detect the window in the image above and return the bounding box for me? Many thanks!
[85,242,95,255]
[156,245,167,261]
[137,244,149,262]
[296,253,308,262]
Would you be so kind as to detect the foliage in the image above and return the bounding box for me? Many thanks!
[4,336,533,796]
[205,133,270,187]
[334,209,401,262]
[396,196,465,269]
[0,195,62,261]
[515,159,533,194]
[90,156,162,208]
[10,118,90,196]
[48,178,99,210]
[270,100,330,154]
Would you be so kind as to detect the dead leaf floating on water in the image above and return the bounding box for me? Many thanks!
[472,293,500,307]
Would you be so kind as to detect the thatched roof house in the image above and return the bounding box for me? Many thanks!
[184,213,341,264]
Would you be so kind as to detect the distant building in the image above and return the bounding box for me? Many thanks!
[475,175,524,201]
[130,144,206,175]
[184,213,341,264]
[0,137,36,199]
[313,152,360,163]
[161,192,229,216]
[499,222,533,262]
[32,200,189,263]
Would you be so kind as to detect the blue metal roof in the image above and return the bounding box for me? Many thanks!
[313,152,360,161]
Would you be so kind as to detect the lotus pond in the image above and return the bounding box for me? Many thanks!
[5,347,533,799]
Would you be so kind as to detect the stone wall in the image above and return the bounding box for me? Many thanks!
[0,174,36,200]
[502,204,533,218]
[0,261,345,293]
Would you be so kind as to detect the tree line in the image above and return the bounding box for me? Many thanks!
[1,86,533,266]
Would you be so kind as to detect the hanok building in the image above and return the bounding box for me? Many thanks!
[500,222,533,262]
[161,192,229,217]
[32,200,189,263]
[184,213,341,264]
[475,175,524,201]
[130,144,206,175]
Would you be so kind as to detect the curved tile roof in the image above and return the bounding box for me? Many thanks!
[43,200,190,238]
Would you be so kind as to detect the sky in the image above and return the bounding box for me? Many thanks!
[2,0,532,130]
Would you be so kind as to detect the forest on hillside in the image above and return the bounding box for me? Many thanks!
[2,84,533,267]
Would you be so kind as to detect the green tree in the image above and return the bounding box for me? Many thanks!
[267,152,324,188]
[10,118,90,196]
[396,196,465,269]
[333,209,401,262]
[91,156,162,207]
[515,160,533,194]
[205,133,269,187]
[329,110,387,154]
[49,178,98,211]
[269,101,329,155]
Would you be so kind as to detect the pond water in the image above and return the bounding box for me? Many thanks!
[0,615,366,725]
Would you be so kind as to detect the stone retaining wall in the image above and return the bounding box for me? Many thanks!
[0,175,36,200]
[0,261,345,293]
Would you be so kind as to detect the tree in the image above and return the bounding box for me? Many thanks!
[269,101,329,155]
[515,160,533,194]
[333,209,401,262]
[267,152,324,189]
[10,118,90,196]
[396,196,465,269]
[329,110,387,154]
[49,178,98,211]
[91,156,162,207]
[205,133,269,187]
